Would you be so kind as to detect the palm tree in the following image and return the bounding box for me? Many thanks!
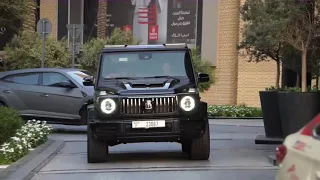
[97,0,108,38]
[22,0,37,32]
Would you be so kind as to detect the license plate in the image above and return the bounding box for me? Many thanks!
[132,120,165,129]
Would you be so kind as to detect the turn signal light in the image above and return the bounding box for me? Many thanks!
[276,144,287,164]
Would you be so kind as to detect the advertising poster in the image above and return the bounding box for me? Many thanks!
[106,0,198,45]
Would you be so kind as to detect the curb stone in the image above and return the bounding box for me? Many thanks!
[268,155,278,166]
[0,139,65,180]
[208,116,263,119]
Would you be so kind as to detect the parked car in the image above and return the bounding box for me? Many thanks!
[275,113,320,180]
[0,68,94,125]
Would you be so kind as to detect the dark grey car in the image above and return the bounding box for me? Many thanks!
[0,68,94,125]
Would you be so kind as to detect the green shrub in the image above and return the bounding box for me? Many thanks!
[79,28,139,73]
[3,31,71,71]
[207,105,262,117]
[191,48,215,92]
[0,107,24,145]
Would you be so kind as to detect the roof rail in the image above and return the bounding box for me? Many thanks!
[104,44,188,48]
[104,45,128,48]
[163,43,188,48]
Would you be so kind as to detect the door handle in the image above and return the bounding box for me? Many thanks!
[2,90,11,93]
[41,94,49,97]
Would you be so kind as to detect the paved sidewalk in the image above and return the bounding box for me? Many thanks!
[209,119,264,127]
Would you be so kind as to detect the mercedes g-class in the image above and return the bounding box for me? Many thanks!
[83,43,211,163]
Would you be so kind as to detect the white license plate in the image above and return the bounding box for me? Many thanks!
[132,120,165,129]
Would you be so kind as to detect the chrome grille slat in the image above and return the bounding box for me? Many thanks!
[121,96,177,114]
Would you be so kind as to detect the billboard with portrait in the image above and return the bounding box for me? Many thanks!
[106,0,198,45]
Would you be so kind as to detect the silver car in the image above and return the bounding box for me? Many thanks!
[0,68,94,125]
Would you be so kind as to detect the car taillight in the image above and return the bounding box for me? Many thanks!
[276,144,287,164]
[301,113,320,136]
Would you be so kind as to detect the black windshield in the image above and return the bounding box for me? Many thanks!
[100,50,193,80]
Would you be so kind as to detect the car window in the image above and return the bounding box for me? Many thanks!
[42,72,71,86]
[3,73,40,85]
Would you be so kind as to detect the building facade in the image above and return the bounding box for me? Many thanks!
[0,0,279,107]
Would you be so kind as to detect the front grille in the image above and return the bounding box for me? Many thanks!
[120,96,178,114]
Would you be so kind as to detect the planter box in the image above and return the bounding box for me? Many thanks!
[278,92,320,137]
[259,91,283,138]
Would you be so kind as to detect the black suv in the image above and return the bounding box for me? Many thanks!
[83,43,211,163]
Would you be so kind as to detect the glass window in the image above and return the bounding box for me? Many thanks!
[66,70,93,86]
[42,72,71,86]
[100,51,191,79]
[3,73,40,85]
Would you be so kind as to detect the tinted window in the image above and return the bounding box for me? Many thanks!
[42,72,71,86]
[100,51,190,79]
[3,73,40,85]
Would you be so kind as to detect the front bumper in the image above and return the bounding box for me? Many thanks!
[88,118,205,144]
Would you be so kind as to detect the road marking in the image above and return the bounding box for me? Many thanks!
[38,166,278,174]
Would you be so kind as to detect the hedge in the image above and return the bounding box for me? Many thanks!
[207,105,262,117]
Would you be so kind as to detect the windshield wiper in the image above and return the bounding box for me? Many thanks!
[143,76,179,80]
[104,77,136,80]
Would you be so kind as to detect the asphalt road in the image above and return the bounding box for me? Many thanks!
[29,121,278,180]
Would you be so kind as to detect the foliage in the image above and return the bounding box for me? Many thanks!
[265,85,320,92]
[3,31,71,70]
[0,120,52,165]
[79,28,139,73]
[207,104,262,117]
[273,0,320,92]
[0,107,24,145]
[238,0,285,89]
[0,0,29,31]
[191,48,215,92]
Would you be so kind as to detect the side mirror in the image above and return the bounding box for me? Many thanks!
[58,81,76,88]
[83,76,94,86]
[198,73,210,83]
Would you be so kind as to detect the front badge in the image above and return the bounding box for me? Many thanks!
[145,100,153,110]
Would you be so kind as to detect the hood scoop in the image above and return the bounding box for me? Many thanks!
[121,78,174,90]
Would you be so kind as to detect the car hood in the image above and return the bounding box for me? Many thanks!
[96,77,196,95]
[81,85,95,96]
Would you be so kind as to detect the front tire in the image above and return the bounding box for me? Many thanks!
[87,125,108,163]
[188,119,210,160]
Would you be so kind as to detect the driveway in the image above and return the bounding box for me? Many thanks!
[28,120,278,180]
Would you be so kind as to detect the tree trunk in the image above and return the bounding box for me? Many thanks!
[301,49,308,92]
[276,60,280,89]
[22,0,37,32]
[296,73,300,87]
[316,75,319,90]
[97,0,108,38]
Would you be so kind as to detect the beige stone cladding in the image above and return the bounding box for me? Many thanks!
[201,0,278,107]
[200,0,240,106]
[39,0,58,38]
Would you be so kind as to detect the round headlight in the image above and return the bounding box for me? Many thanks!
[180,96,195,112]
[100,98,116,114]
